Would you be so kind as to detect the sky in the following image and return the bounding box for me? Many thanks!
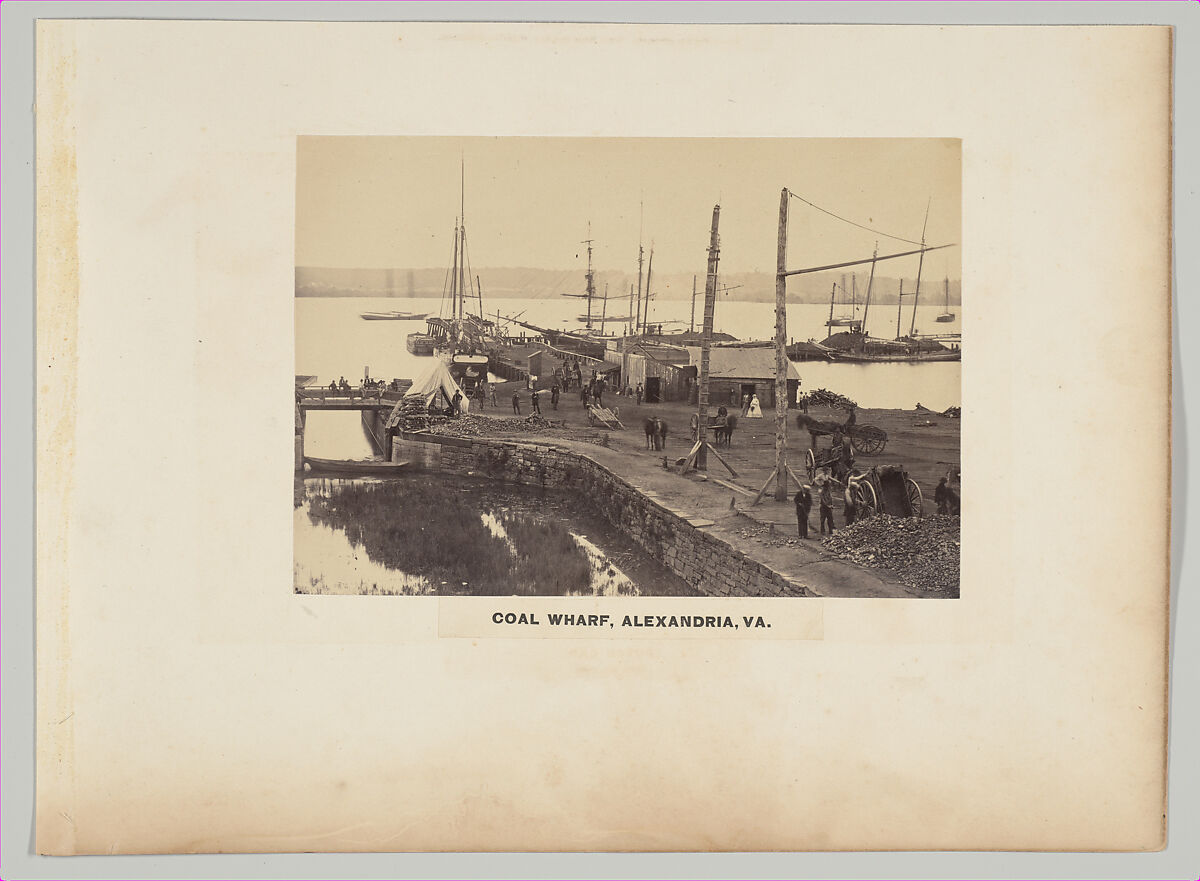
[295,137,961,280]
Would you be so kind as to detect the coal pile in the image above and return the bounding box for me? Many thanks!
[806,388,858,410]
[823,514,960,594]
[433,413,566,439]
[397,396,429,431]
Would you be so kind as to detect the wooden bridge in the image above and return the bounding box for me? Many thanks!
[295,382,413,471]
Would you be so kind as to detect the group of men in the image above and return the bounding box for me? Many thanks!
[793,467,861,540]
[468,381,499,410]
[553,358,585,392]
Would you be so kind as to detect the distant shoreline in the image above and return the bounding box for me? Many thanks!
[296,265,964,307]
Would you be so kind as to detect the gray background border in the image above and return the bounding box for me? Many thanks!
[3,2,1195,878]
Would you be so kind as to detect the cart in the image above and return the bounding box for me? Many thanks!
[796,413,888,455]
[804,441,854,482]
[848,465,924,519]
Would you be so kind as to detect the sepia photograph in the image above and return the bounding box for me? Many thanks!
[294,137,962,599]
[27,14,1177,858]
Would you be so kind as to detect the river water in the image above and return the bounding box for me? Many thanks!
[294,473,697,597]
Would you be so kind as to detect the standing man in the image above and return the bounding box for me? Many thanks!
[795,485,813,539]
[550,383,559,411]
[511,392,521,415]
[817,469,836,536]
[935,476,949,515]
[451,389,463,416]
[489,382,498,407]
[594,379,604,408]
[531,389,541,415]
[843,474,860,526]
[635,383,643,406]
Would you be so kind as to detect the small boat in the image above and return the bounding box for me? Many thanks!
[406,332,436,356]
[304,457,409,475]
[361,310,430,321]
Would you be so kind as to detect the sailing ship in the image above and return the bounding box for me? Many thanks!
[935,276,955,322]
[421,165,497,393]
[812,216,960,363]
[361,310,430,321]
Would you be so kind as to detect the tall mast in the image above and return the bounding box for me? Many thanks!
[451,217,461,323]
[458,159,467,323]
[643,248,655,335]
[635,244,644,337]
[944,275,950,311]
[862,243,878,330]
[828,281,837,329]
[635,200,645,337]
[601,282,608,331]
[582,222,595,329]
[909,198,931,337]
[896,279,904,340]
[690,274,697,333]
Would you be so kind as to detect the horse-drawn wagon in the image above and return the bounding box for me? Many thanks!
[796,412,888,455]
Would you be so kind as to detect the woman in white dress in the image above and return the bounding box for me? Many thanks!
[747,393,763,418]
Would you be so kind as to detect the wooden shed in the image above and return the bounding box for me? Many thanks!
[684,346,802,409]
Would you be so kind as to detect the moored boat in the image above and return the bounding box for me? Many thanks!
[406,332,436,356]
[361,310,430,321]
[304,457,410,475]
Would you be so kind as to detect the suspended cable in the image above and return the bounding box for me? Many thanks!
[787,190,925,246]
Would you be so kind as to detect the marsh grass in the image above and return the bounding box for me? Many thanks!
[307,480,593,595]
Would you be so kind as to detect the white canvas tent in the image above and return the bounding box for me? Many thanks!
[403,360,469,413]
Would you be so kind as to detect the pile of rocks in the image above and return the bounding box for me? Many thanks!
[823,514,960,593]
[433,413,563,439]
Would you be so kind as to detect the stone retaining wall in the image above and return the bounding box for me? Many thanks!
[393,433,809,598]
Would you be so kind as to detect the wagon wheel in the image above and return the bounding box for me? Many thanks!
[805,448,816,480]
[905,478,924,518]
[855,481,878,519]
[850,426,887,456]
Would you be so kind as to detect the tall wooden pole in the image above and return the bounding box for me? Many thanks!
[774,189,790,501]
[896,279,904,340]
[696,204,722,471]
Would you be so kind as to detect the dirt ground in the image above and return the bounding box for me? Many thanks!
[463,379,961,598]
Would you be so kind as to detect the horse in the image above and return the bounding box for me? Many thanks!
[644,416,669,451]
[715,414,738,447]
[644,417,658,449]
